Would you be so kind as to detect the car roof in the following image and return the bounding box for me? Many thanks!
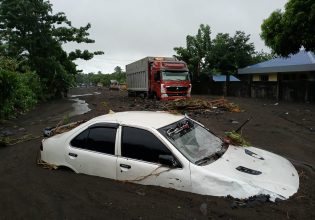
[91,111,185,129]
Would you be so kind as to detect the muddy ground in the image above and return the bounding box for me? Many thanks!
[0,87,314,220]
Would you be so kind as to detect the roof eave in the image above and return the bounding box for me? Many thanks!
[238,64,315,74]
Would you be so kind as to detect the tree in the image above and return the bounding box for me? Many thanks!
[174,24,211,80]
[206,31,255,95]
[114,66,122,74]
[261,0,315,56]
[207,31,255,74]
[0,0,103,97]
[251,51,274,64]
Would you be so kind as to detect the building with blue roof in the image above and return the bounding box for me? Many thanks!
[204,74,242,96]
[212,75,240,82]
[238,50,315,102]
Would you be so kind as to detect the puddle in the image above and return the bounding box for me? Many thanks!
[67,92,101,116]
[68,92,101,98]
[69,98,91,116]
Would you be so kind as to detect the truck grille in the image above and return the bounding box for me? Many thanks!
[167,93,186,97]
[166,86,188,92]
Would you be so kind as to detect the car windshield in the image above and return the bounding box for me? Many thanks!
[161,71,189,81]
[159,119,223,165]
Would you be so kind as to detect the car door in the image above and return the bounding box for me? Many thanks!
[116,126,191,191]
[65,123,119,179]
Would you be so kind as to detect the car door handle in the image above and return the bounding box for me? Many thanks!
[120,164,131,169]
[69,152,78,157]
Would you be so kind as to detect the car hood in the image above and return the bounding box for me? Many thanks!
[200,146,299,200]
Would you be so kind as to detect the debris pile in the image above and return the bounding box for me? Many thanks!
[230,194,271,208]
[37,159,58,170]
[162,98,242,113]
[225,131,250,147]
[44,120,86,137]
[0,134,40,146]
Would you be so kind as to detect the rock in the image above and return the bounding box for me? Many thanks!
[18,127,26,132]
[0,130,14,136]
[136,189,146,196]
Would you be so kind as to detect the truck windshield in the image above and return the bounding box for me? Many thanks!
[161,71,189,81]
[158,119,223,165]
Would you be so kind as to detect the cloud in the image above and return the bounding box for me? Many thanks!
[50,0,286,73]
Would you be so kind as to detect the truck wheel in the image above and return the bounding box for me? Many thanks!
[148,92,154,99]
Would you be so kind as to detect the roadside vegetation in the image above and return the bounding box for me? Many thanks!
[76,66,126,87]
[0,0,103,119]
[0,57,41,118]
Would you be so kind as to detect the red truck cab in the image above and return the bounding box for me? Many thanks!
[126,57,191,100]
[149,58,191,100]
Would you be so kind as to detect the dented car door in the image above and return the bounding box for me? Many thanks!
[116,126,191,190]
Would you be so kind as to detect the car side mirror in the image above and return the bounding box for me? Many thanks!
[158,154,180,168]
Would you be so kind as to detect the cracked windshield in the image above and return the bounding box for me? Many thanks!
[160,120,222,164]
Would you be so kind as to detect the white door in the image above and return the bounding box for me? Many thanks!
[116,126,191,191]
[66,124,118,179]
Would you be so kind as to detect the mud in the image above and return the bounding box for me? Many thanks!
[0,87,314,219]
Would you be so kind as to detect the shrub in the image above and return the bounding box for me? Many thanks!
[0,57,42,119]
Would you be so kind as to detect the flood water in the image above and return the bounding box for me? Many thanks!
[68,92,101,116]
[68,98,91,117]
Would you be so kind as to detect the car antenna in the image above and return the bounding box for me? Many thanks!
[235,117,252,133]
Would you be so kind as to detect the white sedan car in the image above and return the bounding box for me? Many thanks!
[40,111,299,201]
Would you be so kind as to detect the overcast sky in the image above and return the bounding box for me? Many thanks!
[50,0,287,73]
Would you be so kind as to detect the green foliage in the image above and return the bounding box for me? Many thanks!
[261,0,315,56]
[251,51,275,64]
[208,31,255,74]
[0,0,103,98]
[174,24,211,80]
[0,57,41,119]
[76,66,126,87]
[174,24,263,80]
[225,131,250,147]
[62,114,70,125]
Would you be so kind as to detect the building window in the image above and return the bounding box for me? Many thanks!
[260,75,269,81]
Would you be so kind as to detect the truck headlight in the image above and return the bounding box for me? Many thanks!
[161,84,167,93]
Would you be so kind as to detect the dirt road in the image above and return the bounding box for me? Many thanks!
[0,87,314,219]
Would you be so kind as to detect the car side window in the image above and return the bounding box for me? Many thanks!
[121,127,173,165]
[70,129,89,148]
[70,127,117,155]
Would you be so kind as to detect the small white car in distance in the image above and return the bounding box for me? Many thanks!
[40,111,299,201]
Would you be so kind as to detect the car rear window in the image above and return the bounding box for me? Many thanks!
[70,127,117,155]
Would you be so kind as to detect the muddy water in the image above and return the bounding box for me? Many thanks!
[68,98,91,116]
[68,92,101,116]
